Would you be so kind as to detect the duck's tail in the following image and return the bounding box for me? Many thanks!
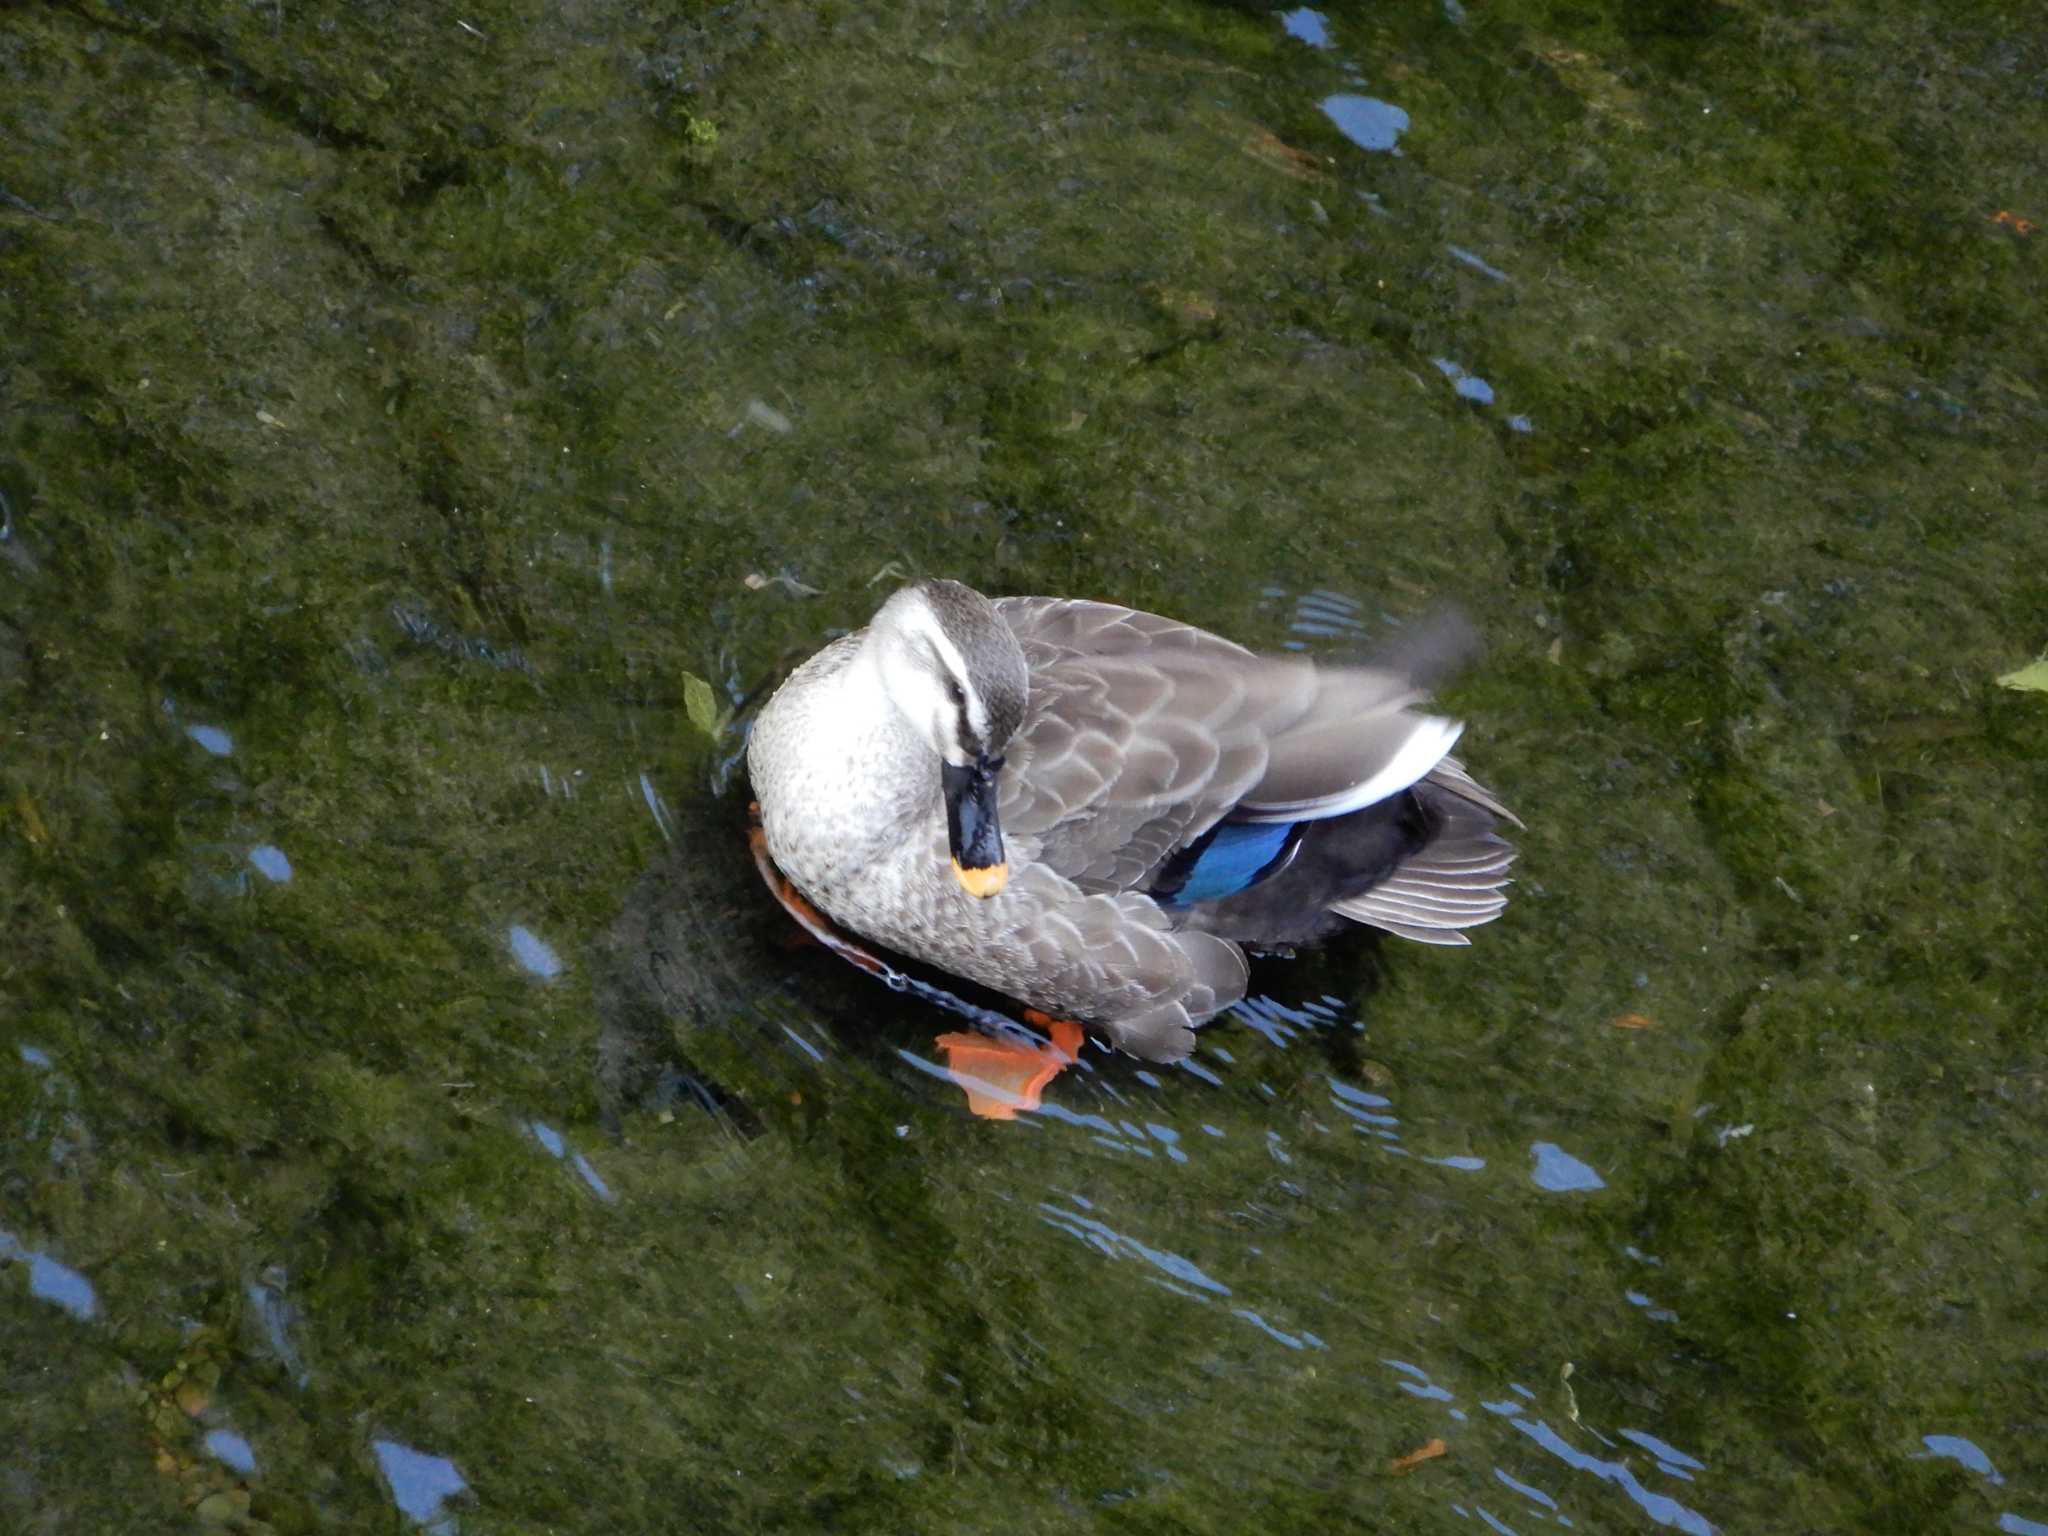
[1325,763,1519,945]
[1127,603,1517,951]
[1163,762,1516,949]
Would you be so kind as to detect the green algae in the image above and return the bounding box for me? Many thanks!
[4,0,2046,1530]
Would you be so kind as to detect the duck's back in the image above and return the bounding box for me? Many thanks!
[992,595,1517,950]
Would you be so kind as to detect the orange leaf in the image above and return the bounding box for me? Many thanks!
[1242,126,1325,180]
[1611,1012,1656,1031]
[1390,1438,1448,1474]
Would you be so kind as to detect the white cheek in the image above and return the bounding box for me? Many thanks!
[896,671,960,761]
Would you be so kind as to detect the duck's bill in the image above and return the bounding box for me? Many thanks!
[942,759,1008,898]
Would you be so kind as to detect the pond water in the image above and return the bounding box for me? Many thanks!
[3,1,2044,1532]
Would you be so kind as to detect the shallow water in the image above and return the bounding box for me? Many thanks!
[4,1,2045,1531]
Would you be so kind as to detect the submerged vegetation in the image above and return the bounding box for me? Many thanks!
[2,0,2043,1529]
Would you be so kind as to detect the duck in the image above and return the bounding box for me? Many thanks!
[747,580,1518,1063]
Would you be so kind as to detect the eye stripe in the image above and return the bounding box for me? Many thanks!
[918,622,987,746]
[924,643,965,701]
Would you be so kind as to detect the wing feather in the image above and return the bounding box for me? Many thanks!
[974,596,1514,1056]
[998,598,1317,891]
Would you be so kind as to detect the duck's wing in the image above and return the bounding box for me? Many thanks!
[983,859,1250,1061]
[863,812,1246,1061]
[993,596,1462,893]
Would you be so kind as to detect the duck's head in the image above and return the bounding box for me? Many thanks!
[869,580,1029,899]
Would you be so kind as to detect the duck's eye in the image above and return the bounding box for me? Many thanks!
[945,678,967,708]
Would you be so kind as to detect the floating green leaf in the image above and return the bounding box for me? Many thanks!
[1996,659,2048,694]
[683,672,721,737]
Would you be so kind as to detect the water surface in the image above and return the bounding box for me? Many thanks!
[3,1,2044,1530]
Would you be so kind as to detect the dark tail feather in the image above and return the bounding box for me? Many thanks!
[1173,796,1432,947]
[1173,774,1515,949]
[1329,780,1516,945]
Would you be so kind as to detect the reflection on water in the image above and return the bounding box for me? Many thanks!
[185,723,235,757]
[1625,1287,1680,1324]
[525,1119,617,1202]
[203,1429,258,1477]
[507,924,564,979]
[1231,990,1351,1050]
[1262,585,1372,655]
[1321,94,1410,154]
[246,1265,312,1388]
[1039,1195,1327,1354]
[1918,1434,2003,1485]
[1621,1428,1706,1480]
[1493,1463,1562,1516]
[248,843,293,883]
[1491,1410,1715,1535]
[1448,245,1511,284]
[0,1229,99,1321]
[636,769,677,843]
[1233,1308,1322,1351]
[372,1439,470,1530]
[1040,1197,1230,1296]
[1276,27,1541,438]
[1528,1141,1605,1193]
[1387,1359,1456,1403]
[1432,356,1497,405]
[1278,8,1332,51]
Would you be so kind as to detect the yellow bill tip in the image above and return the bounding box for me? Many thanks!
[951,858,1009,898]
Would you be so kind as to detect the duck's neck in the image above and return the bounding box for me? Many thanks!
[763,636,940,894]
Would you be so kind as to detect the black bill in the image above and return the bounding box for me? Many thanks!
[942,756,1008,898]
